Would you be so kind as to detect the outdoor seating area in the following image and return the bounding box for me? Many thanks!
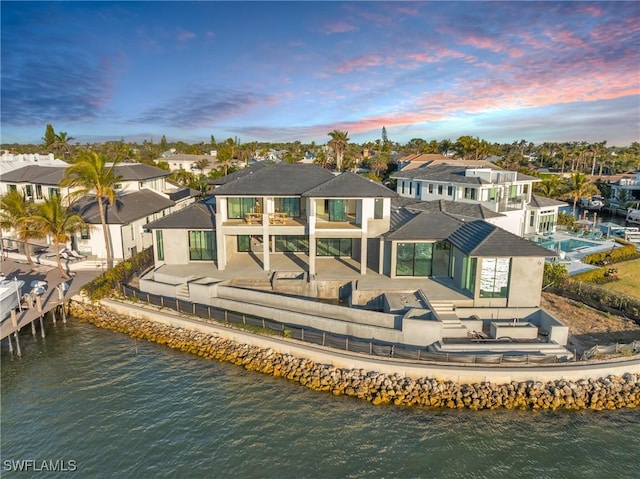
[244,212,262,224]
[268,212,287,225]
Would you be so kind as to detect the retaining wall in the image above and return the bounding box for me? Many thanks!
[68,298,640,411]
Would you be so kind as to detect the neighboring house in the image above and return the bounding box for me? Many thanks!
[155,153,218,176]
[0,162,198,262]
[0,165,68,200]
[391,162,548,236]
[395,153,451,171]
[70,189,177,260]
[609,171,640,204]
[0,152,68,176]
[0,162,180,202]
[526,195,567,235]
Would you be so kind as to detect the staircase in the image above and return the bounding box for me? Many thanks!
[176,282,190,301]
[428,300,469,338]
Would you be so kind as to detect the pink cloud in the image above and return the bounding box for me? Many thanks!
[335,54,386,73]
[177,30,196,42]
[322,21,358,34]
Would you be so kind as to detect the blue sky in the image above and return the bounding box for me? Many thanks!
[1,1,639,146]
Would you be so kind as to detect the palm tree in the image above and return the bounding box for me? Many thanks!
[60,152,121,268]
[30,195,85,278]
[536,175,563,198]
[0,190,41,265]
[53,131,76,160]
[567,171,599,215]
[327,130,349,171]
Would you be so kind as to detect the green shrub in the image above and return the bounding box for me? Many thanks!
[582,241,639,265]
[82,247,154,301]
[543,262,568,288]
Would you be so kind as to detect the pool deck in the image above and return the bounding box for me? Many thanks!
[532,232,621,275]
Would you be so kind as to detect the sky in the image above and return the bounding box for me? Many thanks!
[1,1,639,147]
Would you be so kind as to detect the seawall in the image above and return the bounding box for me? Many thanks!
[69,299,640,411]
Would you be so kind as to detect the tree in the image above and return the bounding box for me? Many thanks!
[53,131,76,159]
[30,195,85,278]
[43,124,56,148]
[61,152,121,268]
[536,175,563,198]
[327,130,349,171]
[370,153,389,177]
[567,171,599,215]
[0,190,40,266]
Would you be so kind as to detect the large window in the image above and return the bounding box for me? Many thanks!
[464,188,476,200]
[155,230,164,261]
[237,235,251,252]
[479,258,510,298]
[188,231,216,260]
[48,187,60,197]
[35,185,43,199]
[275,235,309,253]
[396,242,433,277]
[461,256,477,294]
[327,199,345,221]
[274,197,301,217]
[317,238,351,257]
[374,198,384,219]
[227,197,261,219]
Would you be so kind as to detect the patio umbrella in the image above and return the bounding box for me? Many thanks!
[599,221,621,237]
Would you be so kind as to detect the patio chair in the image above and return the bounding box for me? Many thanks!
[69,250,85,260]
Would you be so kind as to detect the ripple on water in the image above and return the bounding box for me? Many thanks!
[2,321,640,479]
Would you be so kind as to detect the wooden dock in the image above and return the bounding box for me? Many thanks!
[1,260,100,356]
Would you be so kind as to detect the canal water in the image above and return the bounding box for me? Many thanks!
[2,321,639,478]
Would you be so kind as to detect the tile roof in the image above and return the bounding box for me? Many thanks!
[405,199,503,220]
[447,220,554,257]
[112,163,170,180]
[392,164,487,184]
[208,162,268,186]
[1,165,66,185]
[302,171,397,198]
[212,163,336,196]
[146,198,216,230]
[1,163,169,185]
[386,211,462,240]
[529,194,567,208]
[71,190,175,224]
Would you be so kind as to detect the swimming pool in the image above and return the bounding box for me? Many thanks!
[543,238,598,253]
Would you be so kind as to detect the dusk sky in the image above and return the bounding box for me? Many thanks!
[2,1,639,147]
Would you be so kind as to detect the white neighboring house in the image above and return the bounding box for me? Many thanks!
[70,189,178,261]
[156,153,218,176]
[0,161,198,262]
[609,171,640,205]
[391,160,552,237]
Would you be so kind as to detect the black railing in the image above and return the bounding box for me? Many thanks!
[119,284,566,365]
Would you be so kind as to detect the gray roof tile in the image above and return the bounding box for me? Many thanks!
[530,194,567,208]
[71,190,175,224]
[406,199,503,219]
[302,171,397,198]
[386,212,462,240]
[146,198,216,230]
[448,220,553,257]
[212,163,335,195]
[1,165,66,185]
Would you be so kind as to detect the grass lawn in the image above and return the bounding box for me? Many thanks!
[600,258,640,299]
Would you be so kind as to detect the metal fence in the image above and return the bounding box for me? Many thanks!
[581,341,640,360]
[120,284,568,365]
